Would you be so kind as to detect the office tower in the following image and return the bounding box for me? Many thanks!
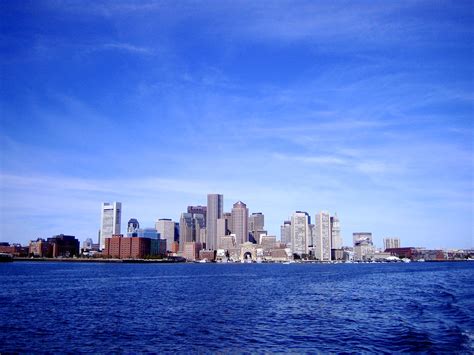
[206,194,223,250]
[99,202,121,250]
[155,218,175,252]
[179,213,194,251]
[353,232,374,261]
[231,201,249,245]
[280,220,291,245]
[193,214,206,245]
[223,212,233,234]
[291,211,310,256]
[314,211,331,261]
[383,237,400,251]
[174,222,180,243]
[248,213,264,231]
[330,214,342,249]
[249,212,266,243]
[187,205,207,225]
[217,217,228,241]
[199,228,207,246]
[127,218,140,236]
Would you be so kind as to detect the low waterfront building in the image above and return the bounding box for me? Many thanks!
[0,242,29,257]
[199,249,216,261]
[29,238,53,257]
[104,234,166,259]
[183,242,202,261]
[385,247,417,260]
[331,249,344,261]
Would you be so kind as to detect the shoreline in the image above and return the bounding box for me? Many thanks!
[5,257,472,264]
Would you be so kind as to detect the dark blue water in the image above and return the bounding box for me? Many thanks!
[1,262,473,353]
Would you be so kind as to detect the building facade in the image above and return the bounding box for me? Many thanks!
[206,194,223,251]
[353,232,374,261]
[155,218,175,252]
[187,205,207,225]
[314,211,331,261]
[231,201,249,245]
[280,220,291,245]
[100,202,121,250]
[383,237,401,251]
[330,214,342,249]
[291,211,310,256]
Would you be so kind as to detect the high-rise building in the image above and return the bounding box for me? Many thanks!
[248,213,264,231]
[100,202,121,250]
[223,212,233,234]
[179,213,194,251]
[217,217,229,241]
[291,211,310,256]
[280,220,291,245]
[127,218,140,233]
[193,214,205,245]
[249,212,265,244]
[330,214,342,249]
[314,211,331,261]
[353,232,374,261]
[231,201,249,245]
[155,218,175,252]
[187,205,207,225]
[383,237,400,251]
[206,194,223,250]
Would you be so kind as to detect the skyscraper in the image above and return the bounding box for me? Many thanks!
[179,213,194,251]
[99,202,121,250]
[330,214,342,249]
[231,201,249,245]
[155,218,175,252]
[353,232,374,261]
[127,218,140,234]
[291,211,310,256]
[193,213,205,245]
[314,211,331,261]
[187,205,207,225]
[248,212,266,243]
[206,194,223,250]
[280,220,291,245]
[248,212,264,231]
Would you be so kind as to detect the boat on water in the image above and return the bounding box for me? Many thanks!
[0,253,13,262]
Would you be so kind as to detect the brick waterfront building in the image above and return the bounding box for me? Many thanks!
[104,235,166,259]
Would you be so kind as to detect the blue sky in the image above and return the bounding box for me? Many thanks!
[1,0,473,249]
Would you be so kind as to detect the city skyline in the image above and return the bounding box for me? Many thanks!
[1,1,473,249]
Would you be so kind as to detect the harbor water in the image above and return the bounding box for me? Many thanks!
[0,262,473,352]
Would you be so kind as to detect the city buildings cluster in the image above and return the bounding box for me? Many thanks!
[1,193,472,262]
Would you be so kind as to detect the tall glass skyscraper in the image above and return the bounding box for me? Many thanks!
[206,194,223,250]
[99,202,121,250]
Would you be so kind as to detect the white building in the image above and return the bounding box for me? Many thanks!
[155,218,175,252]
[314,211,331,261]
[99,202,121,250]
[383,237,401,250]
[330,214,342,249]
[291,211,310,256]
[353,232,374,261]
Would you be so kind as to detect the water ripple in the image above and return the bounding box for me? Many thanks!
[0,262,473,352]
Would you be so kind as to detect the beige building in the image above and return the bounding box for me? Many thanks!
[231,201,249,245]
